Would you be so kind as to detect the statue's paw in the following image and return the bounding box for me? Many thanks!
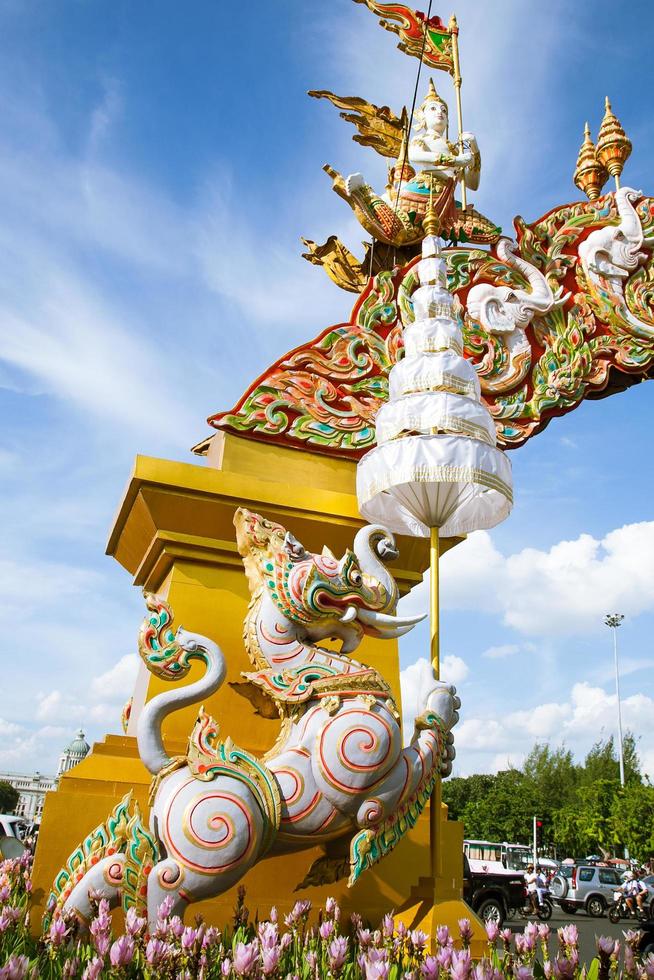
[425,682,460,732]
[345,172,366,195]
[439,731,456,777]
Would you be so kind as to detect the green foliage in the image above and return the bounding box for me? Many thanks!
[0,780,19,814]
[442,731,654,860]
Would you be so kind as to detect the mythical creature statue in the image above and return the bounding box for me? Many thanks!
[51,510,459,929]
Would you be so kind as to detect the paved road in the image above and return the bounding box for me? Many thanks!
[507,905,649,967]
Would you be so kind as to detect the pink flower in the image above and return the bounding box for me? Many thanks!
[95,899,111,931]
[421,956,439,980]
[515,968,534,980]
[328,936,348,973]
[623,928,641,948]
[169,914,185,939]
[62,957,80,979]
[233,940,259,977]
[319,919,334,940]
[146,937,169,966]
[641,954,654,978]
[538,924,550,943]
[280,932,292,951]
[381,913,395,939]
[552,958,576,979]
[625,945,636,975]
[306,951,318,970]
[557,924,578,948]
[125,906,146,936]
[221,958,231,977]
[269,906,278,923]
[157,894,174,919]
[450,948,472,980]
[396,920,407,939]
[410,929,428,953]
[181,926,197,950]
[485,920,499,943]
[543,965,552,980]
[436,924,451,947]
[458,918,474,944]
[326,896,340,920]
[500,927,512,947]
[358,928,372,948]
[48,914,68,948]
[364,948,390,980]
[436,945,453,971]
[597,935,618,958]
[81,957,104,980]
[0,954,31,980]
[262,944,281,975]
[109,935,135,967]
[89,920,110,959]
[203,925,220,949]
[0,885,9,902]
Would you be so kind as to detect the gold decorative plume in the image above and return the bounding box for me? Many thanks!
[596,97,632,189]
[301,235,369,294]
[573,123,608,201]
[308,90,407,159]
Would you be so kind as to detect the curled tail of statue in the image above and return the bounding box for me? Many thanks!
[136,593,227,776]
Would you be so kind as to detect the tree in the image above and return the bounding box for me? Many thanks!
[582,733,641,787]
[0,780,19,814]
[610,783,654,860]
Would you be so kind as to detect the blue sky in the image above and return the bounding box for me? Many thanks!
[0,0,653,780]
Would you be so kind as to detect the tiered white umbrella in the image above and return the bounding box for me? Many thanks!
[356,209,513,881]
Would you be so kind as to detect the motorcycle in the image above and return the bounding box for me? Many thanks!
[608,890,652,924]
[520,890,553,921]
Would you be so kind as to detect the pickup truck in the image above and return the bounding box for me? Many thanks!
[463,854,526,927]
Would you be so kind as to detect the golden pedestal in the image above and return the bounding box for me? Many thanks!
[30,434,480,943]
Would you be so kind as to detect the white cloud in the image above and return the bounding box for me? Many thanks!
[439,522,654,636]
[448,680,654,776]
[482,644,522,660]
[90,654,138,701]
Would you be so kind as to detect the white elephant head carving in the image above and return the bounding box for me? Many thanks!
[467,238,565,334]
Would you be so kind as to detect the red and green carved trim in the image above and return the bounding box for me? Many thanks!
[202,194,654,460]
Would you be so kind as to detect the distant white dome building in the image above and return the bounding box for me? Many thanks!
[56,729,91,777]
[1,728,91,824]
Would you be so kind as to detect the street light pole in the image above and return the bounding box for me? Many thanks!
[603,613,625,787]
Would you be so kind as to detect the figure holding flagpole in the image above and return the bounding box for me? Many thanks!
[325,5,498,247]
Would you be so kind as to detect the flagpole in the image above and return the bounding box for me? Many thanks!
[429,524,442,880]
[449,14,467,211]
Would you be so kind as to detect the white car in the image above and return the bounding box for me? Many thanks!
[0,814,29,858]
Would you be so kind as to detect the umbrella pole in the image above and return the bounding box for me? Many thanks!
[429,524,441,880]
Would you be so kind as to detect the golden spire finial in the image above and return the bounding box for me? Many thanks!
[596,96,632,190]
[573,121,608,201]
[423,77,447,108]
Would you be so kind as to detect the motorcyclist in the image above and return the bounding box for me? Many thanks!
[525,863,539,914]
[535,864,547,907]
[623,871,648,914]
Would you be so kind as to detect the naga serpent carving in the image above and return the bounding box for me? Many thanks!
[51,510,459,929]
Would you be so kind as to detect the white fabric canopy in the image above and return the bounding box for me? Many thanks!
[374,390,497,446]
[357,434,513,537]
[389,348,481,401]
[403,317,463,358]
[357,234,512,537]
